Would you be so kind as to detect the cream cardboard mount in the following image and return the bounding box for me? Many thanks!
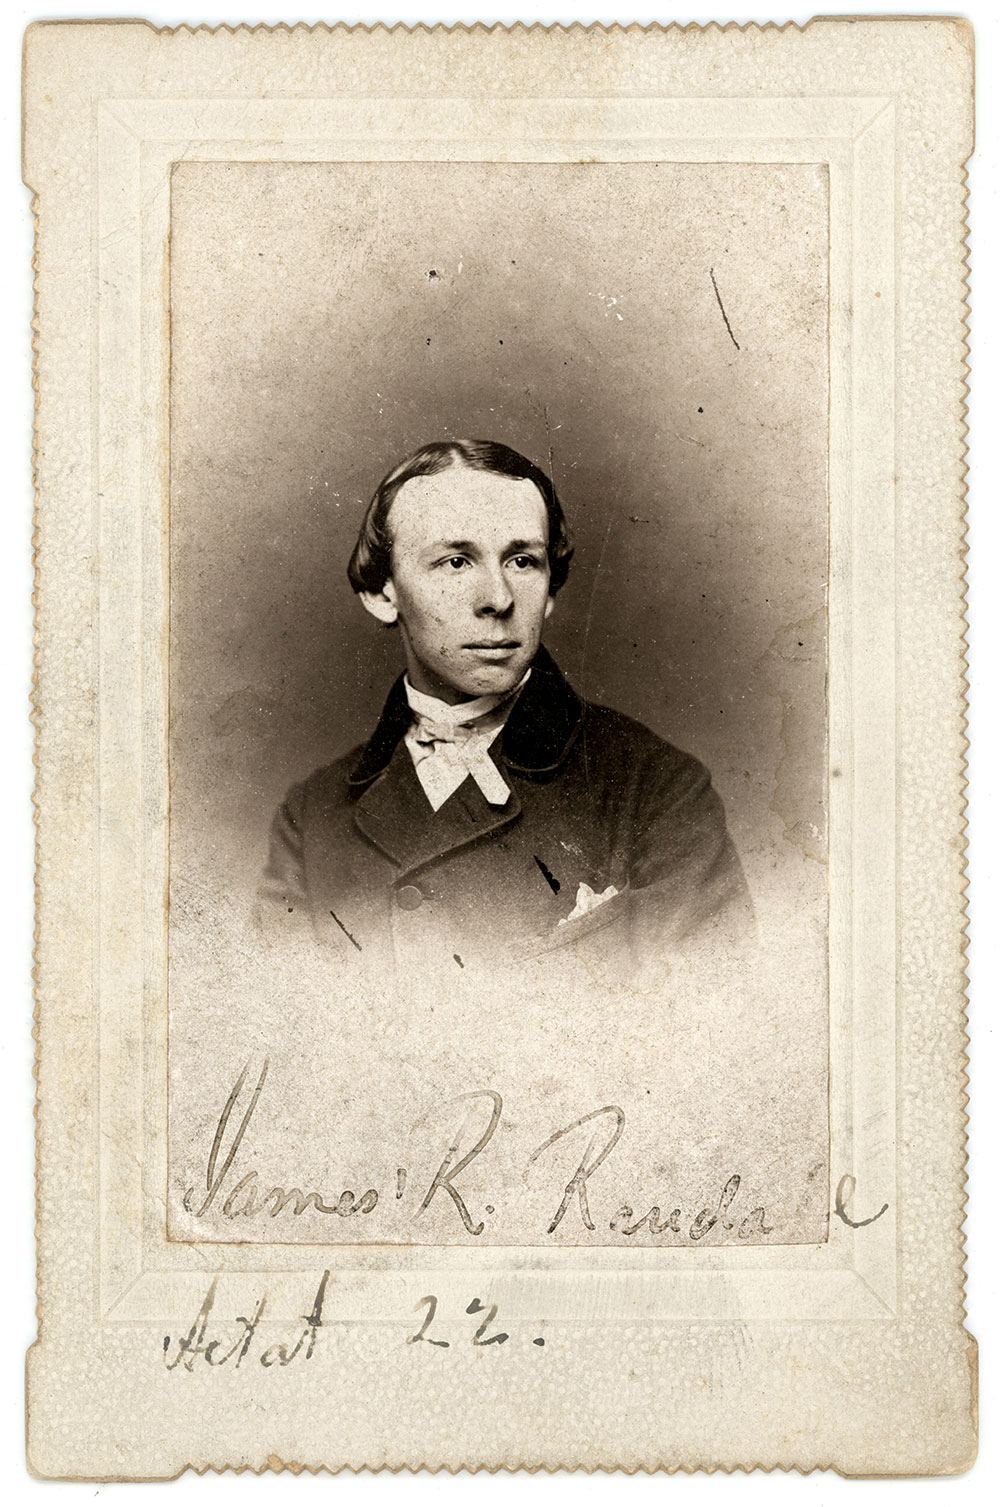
[24,17,976,1478]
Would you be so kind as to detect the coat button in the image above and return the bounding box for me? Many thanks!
[396,884,423,912]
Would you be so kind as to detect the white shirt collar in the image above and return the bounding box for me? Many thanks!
[401,670,531,811]
[403,670,531,729]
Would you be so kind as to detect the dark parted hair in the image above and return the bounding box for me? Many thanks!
[347,439,573,596]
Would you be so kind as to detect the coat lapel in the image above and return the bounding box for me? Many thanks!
[501,646,584,771]
[353,739,522,876]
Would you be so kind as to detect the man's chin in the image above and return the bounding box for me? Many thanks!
[406,643,539,702]
[445,653,534,701]
[458,665,526,698]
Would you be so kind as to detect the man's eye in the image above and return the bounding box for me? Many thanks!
[445,556,469,570]
[510,555,541,570]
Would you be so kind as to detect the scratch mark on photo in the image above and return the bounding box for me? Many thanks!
[710,266,741,350]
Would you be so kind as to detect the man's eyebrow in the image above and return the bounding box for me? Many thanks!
[424,537,547,554]
[428,539,478,553]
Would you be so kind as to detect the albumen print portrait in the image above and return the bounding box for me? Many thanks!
[168,160,829,1248]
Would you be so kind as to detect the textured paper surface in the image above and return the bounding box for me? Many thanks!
[24,16,976,1477]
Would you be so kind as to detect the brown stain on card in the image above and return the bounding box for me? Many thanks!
[757,609,828,864]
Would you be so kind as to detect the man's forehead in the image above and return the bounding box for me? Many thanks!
[390,466,547,539]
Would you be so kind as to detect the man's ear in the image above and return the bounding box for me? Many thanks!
[359,580,399,626]
[544,594,556,621]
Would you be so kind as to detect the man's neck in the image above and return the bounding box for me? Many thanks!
[404,671,474,705]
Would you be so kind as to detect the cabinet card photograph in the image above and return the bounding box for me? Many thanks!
[167,160,829,1248]
[24,16,976,1479]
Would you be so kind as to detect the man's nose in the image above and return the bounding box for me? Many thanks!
[475,564,514,615]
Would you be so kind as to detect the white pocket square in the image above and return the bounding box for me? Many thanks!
[558,882,619,926]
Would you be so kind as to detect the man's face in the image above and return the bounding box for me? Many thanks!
[362,463,555,702]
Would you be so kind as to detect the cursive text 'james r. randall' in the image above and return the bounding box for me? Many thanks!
[180,1060,775,1243]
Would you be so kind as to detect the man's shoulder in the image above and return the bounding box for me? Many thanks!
[281,743,366,815]
[579,697,712,788]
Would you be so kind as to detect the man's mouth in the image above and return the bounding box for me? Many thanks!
[463,641,522,660]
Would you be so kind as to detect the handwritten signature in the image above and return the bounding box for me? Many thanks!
[181,1060,779,1242]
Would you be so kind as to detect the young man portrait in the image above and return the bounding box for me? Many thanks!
[260,439,752,979]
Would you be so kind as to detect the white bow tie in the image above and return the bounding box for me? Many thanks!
[403,674,530,812]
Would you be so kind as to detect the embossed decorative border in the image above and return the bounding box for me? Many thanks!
[24,17,975,1477]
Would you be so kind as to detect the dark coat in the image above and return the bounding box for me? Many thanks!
[260,648,752,978]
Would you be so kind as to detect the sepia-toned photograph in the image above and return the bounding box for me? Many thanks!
[167,160,830,1247]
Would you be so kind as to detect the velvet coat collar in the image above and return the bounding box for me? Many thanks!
[346,644,585,796]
